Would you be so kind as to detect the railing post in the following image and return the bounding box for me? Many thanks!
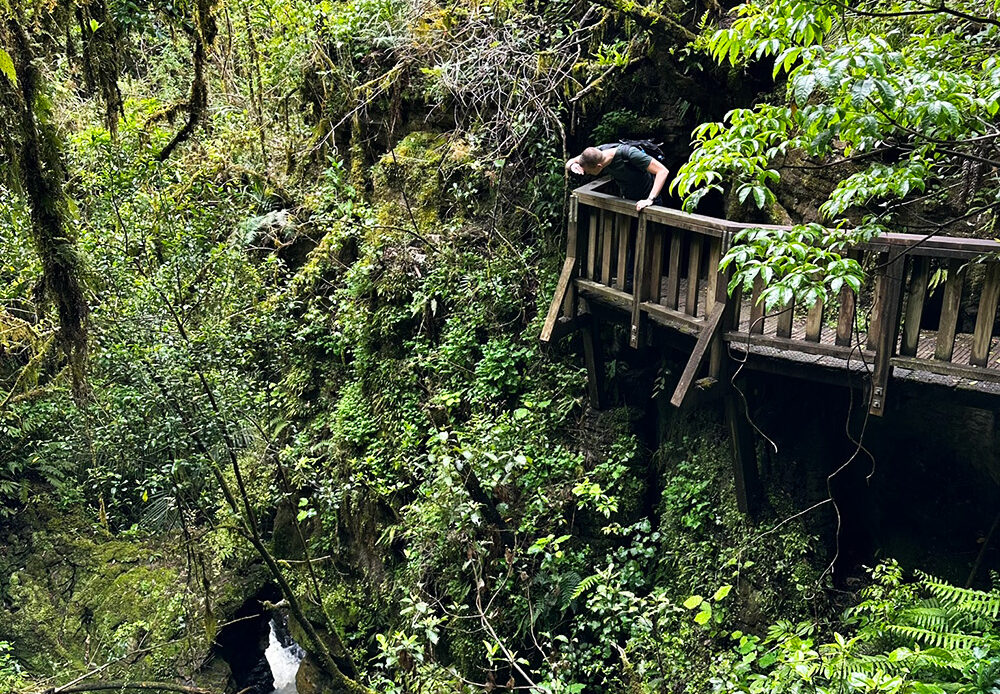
[835,252,859,347]
[629,216,649,348]
[869,253,905,416]
[709,234,733,378]
[934,258,964,361]
[563,195,579,317]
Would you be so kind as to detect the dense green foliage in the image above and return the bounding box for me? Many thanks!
[0,0,998,692]
[676,0,1000,308]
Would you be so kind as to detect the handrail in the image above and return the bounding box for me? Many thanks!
[572,179,1000,259]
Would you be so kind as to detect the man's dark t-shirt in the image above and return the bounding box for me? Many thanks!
[598,143,654,201]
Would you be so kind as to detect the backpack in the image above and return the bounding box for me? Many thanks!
[618,139,668,166]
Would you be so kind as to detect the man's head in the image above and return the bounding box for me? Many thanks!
[579,147,606,175]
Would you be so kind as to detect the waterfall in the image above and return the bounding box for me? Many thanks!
[265,618,304,694]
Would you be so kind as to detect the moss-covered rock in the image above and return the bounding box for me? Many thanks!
[370,131,487,229]
[0,508,269,690]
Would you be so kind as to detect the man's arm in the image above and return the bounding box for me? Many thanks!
[566,155,584,176]
[636,159,669,211]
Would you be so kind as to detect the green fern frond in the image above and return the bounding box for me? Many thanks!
[842,653,907,678]
[884,624,987,652]
[569,572,603,602]
[559,571,582,611]
[899,607,954,633]
[917,571,1000,620]
[908,647,967,675]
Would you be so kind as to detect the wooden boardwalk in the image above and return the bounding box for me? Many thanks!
[543,179,1000,413]
[541,183,1000,514]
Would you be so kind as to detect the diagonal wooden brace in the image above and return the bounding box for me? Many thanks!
[540,256,577,343]
[670,302,727,408]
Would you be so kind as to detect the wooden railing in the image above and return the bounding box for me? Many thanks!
[542,179,1000,414]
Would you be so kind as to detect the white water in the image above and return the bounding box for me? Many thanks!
[265,619,303,694]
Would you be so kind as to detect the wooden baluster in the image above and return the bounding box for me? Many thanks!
[935,258,964,361]
[730,286,744,330]
[835,286,856,347]
[686,235,703,317]
[586,208,598,280]
[705,237,722,315]
[869,254,905,416]
[750,275,765,334]
[561,196,579,318]
[805,299,823,342]
[616,214,629,291]
[629,217,649,347]
[970,262,1000,367]
[665,229,682,310]
[900,256,930,358]
[648,225,664,304]
[866,263,883,352]
[600,209,613,286]
[776,295,794,339]
[540,197,580,342]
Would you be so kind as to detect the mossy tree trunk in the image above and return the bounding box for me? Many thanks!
[2,18,90,401]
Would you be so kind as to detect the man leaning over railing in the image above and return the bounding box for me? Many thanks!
[565,143,669,211]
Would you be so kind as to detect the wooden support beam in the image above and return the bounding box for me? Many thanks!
[640,300,703,336]
[725,387,761,517]
[971,262,1000,367]
[867,261,884,352]
[629,216,649,348]
[900,256,929,357]
[546,315,583,343]
[686,235,702,317]
[576,278,632,312]
[869,254,905,416]
[708,244,732,379]
[580,311,604,410]
[671,303,726,408]
[725,330,875,360]
[935,258,964,361]
[562,196,579,318]
[892,355,1000,385]
[540,256,577,343]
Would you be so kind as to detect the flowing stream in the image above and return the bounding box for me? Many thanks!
[265,618,304,694]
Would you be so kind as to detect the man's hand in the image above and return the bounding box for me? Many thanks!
[569,162,584,176]
[636,198,653,211]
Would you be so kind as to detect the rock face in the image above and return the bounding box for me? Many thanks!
[295,653,334,694]
[0,505,270,690]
